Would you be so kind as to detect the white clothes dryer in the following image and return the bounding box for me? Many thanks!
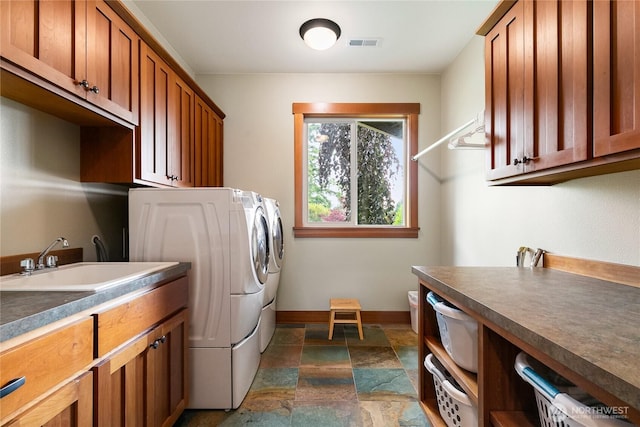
[265,198,284,275]
[232,191,270,295]
[259,197,285,352]
[230,190,270,344]
[129,187,269,409]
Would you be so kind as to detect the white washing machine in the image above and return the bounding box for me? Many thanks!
[128,187,269,409]
[259,197,285,352]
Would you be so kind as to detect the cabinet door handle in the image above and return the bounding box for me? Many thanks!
[159,335,167,344]
[0,376,26,398]
[89,85,100,94]
[513,156,536,166]
[150,339,160,349]
[77,80,90,89]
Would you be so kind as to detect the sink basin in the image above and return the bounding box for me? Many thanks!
[0,262,179,292]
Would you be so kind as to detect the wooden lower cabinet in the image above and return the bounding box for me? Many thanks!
[93,309,188,427]
[0,317,94,425]
[146,310,188,427]
[4,372,94,427]
[0,273,189,426]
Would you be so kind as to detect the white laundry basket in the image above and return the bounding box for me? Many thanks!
[514,352,631,427]
[424,353,478,427]
[427,292,478,373]
[408,290,419,333]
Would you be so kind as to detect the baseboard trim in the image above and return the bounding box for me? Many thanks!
[276,310,410,325]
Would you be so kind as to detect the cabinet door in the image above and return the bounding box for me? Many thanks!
[593,0,640,156]
[195,95,224,187]
[486,0,589,181]
[169,76,195,187]
[525,0,589,172]
[86,0,139,125]
[212,114,224,186]
[93,333,147,426]
[0,0,86,98]
[0,317,94,422]
[139,43,173,186]
[485,1,527,180]
[93,309,187,427]
[146,309,188,427]
[5,372,93,427]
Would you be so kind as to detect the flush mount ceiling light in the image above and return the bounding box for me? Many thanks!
[299,18,341,50]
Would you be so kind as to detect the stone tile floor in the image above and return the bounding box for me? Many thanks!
[174,323,429,426]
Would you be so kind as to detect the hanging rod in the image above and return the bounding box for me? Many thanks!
[411,113,483,161]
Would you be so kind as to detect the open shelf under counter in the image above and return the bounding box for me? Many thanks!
[490,411,538,427]
[424,335,478,406]
[419,400,448,427]
[413,256,640,426]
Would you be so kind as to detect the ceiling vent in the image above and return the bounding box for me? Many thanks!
[348,38,381,47]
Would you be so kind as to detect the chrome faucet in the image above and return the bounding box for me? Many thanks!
[36,237,69,269]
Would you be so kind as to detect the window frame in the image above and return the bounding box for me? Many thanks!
[293,102,420,238]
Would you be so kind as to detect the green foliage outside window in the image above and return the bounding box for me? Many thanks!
[306,120,405,226]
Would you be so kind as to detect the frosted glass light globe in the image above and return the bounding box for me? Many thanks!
[304,26,338,50]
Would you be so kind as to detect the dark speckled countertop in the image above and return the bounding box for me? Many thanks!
[412,266,640,413]
[0,262,190,343]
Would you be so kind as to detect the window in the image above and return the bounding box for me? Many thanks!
[293,103,420,238]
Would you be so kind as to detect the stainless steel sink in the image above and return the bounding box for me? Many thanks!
[0,262,178,292]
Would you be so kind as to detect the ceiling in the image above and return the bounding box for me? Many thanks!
[130,0,499,75]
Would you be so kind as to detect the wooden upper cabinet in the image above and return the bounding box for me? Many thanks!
[195,95,224,187]
[525,0,589,171]
[0,0,139,125]
[485,1,527,181]
[139,44,172,186]
[0,0,87,98]
[85,0,139,125]
[138,43,194,187]
[485,0,589,181]
[593,0,640,157]
[482,0,640,184]
[170,77,195,187]
[4,0,225,187]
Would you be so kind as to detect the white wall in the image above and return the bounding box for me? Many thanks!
[196,73,442,310]
[440,37,640,267]
[0,97,128,262]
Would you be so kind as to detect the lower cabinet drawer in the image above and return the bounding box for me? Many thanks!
[94,275,188,357]
[0,317,94,421]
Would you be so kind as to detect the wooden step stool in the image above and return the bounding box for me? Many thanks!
[328,298,363,340]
